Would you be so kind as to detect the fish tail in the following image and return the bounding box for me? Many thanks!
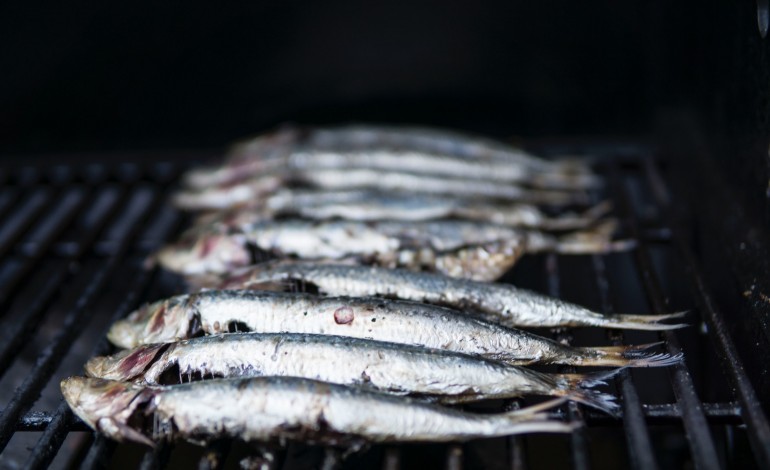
[531,171,603,191]
[581,200,614,219]
[540,201,614,231]
[184,273,223,290]
[494,398,577,435]
[554,370,622,416]
[568,343,683,368]
[525,189,590,206]
[599,311,689,331]
[497,418,578,435]
[551,220,637,254]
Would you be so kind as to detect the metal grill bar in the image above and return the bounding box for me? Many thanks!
[546,254,590,470]
[25,267,169,469]
[0,167,175,453]
[641,158,770,468]
[80,435,114,470]
[506,400,528,470]
[591,255,659,470]
[0,151,765,469]
[0,185,134,382]
[14,401,746,432]
[23,399,74,469]
[611,162,722,470]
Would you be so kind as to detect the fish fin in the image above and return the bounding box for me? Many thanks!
[540,201,614,231]
[143,253,158,270]
[524,189,590,206]
[559,368,625,389]
[530,172,603,191]
[600,311,689,330]
[573,343,684,368]
[549,220,637,255]
[184,273,223,290]
[554,370,623,416]
[497,402,578,434]
[97,417,156,448]
[505,397,569,417]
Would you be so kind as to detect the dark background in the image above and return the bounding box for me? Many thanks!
[1,1,715,155]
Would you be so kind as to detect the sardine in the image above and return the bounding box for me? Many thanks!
[188,190,612,231]
[183,125,593,190]
[107,290,681,368]
[206,262,687,331]
[152,219,633,280]
[85,333,619,414]
[174,168,589,211]
[61,376,575,447]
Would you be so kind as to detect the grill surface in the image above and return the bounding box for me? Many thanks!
[1,146,769,469]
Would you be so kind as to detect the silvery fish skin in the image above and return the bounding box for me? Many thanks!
[107,290,681,368]
[287,150,598,190]
[218,190,609,230]
[183,125,593,190]
[209,262,688,331]
[189,191,610,233]
[85,333,618,414]
[173,172,583,212]
[173,168,588,211]
[61,376,575,447]
[152,219,631,280]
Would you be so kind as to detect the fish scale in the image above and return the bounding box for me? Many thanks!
[108,290,682,368]
[207,262,688,331]
[61,376,576,447]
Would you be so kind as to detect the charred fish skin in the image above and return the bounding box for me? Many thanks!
[211,262,687,331]
[182,125,595,191]
[152,219,628,279]
[85,333,618,414]
[107,290,682,369]
[191,190,591,229]
[61,376,574,447]
[174,168,588,211]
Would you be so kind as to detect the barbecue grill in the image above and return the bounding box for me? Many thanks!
[4,2,770,469]
[0,145,765,469]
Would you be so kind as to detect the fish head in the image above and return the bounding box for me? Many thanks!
[85,343,168,381]
[61,377,157,446]
[108,296,197,349]
[153,231,251,276]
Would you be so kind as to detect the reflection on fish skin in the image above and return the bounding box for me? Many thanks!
[85,332,620,414]
[61,376,576,447]
[207,261,688,331]
[107,290,683,369]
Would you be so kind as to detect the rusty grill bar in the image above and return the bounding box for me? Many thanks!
[0,148,768,469]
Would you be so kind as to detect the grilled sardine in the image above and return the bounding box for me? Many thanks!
[204,262,686,331]
[85,333,619,414]
[107,290,681,368]
[61,376,575,447]
[186,190,612,231]
[152,219,632,280]
[183,125,594,191]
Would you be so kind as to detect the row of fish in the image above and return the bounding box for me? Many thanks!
[62,124,686,449]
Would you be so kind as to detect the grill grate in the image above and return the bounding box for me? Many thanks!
[0,148,768,469]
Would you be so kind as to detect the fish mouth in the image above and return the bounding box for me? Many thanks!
[107,318,147,350]
[155,233,252,276]
[61,377,157,446]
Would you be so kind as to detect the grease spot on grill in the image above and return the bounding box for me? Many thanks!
[333,307,354,325]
